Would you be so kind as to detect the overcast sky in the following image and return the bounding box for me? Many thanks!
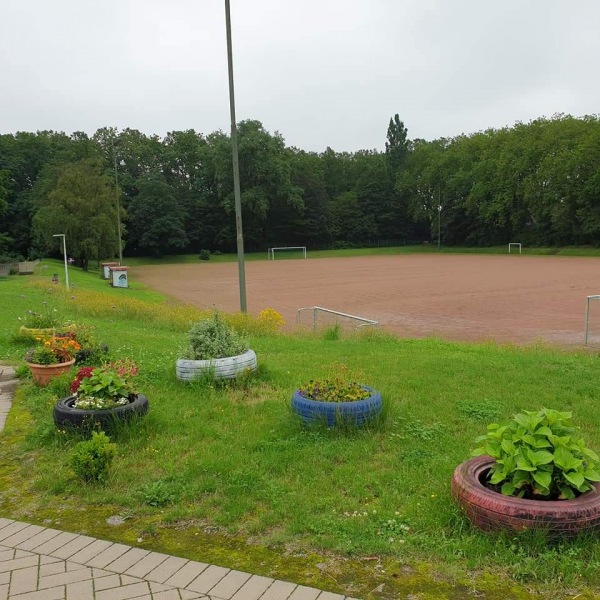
[1,0,599,152]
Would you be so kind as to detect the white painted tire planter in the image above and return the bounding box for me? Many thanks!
[176,349,257,381]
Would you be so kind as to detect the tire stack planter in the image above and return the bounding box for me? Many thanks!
[27,358,75,386]
[291,386,383,427]
[176,349,257,381]
[19,326,55,339]
[53,394,149,429]
[452,455,600,535]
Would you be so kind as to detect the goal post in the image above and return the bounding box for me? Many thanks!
[584,295,600,344]
[268,246,307,260]
[508,243,522,254]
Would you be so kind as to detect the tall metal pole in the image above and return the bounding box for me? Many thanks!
[437,186,441,251]
[53,234,69,291]
[224,0,247,312]
[113,141,123,266]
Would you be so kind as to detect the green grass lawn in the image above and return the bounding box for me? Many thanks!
[1,266,600,599]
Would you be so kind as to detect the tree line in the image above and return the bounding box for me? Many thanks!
[0,113,599,267]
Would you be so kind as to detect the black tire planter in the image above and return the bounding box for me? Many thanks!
[53,394,149,429]
[291,386,382,427]
[451,455,600,535]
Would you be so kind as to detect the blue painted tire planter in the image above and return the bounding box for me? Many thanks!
[53,393,149,429]
[291,386,382,427]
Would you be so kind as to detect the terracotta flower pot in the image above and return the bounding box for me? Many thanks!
[27,358,75,386]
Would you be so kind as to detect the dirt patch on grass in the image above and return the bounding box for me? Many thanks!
[131,254,600,346]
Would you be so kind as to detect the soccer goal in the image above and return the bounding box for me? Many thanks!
[268,246,307,260]
[584,295,600,344]
[508,243,522,254]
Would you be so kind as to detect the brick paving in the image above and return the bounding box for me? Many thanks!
[0,518,360,600]
[0,366,360,600]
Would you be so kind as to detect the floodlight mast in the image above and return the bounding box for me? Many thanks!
[52,234,69,291]
[224,0,247,312]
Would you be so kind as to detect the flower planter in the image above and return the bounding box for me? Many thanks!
[451,455,600,535]
[176,349,257,381]
[53,393,149,429]
[27,358,75,386]
[291,385,382,427]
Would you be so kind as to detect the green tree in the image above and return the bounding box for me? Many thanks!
[127,175,188,257]
[385,114,409,172]
[32,159,119,269]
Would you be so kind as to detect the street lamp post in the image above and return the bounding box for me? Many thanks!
[112,140,123,266]
[224,0,247,312]
[52,234,69,291]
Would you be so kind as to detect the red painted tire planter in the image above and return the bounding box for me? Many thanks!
[291,386,382,427]
[452,455,600,535]
[53,394,148,429]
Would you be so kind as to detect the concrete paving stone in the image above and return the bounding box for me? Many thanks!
[17,528,63,552]
[0,519,15,531]
[145,555,189,584]
[13,550,34,559]
[0,555,39,574]
[123,551,170,578]
[0,573,8,585]
[259,580,297,600]
[317,592,346,600]
[50,535,97,560]
[93,573,122,590]
[187,565,230,594]
[10,586,66,600]
[0,550,14,562]
[152,589,183,600]
[85,542,131,568]
[287,585,321,600]
[8,565,39,595]
[66,579,94,600]
[67,538,113,564]
[104,547,151,573]
[0,524,45,547]
[164,560,209,588]
[120,574,144,585]
[38,566,94,589]
[0,544,10,552]
[33,532,79,555]
[0,522,30,542]
[95,580,151,600]
[0,583,7,600]
[180,591,208,600]
[149,581,172,593]
[40,561,69,576]
[39,555,61,565]
[91,568,113,579]
[230,574,274,600]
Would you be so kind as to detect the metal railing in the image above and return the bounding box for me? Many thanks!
[296,306,378,332]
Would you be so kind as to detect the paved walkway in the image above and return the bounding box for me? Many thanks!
[0,367,359,600]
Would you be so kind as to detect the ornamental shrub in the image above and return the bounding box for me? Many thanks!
[183,311,249,360]
[71,431,117,482]
[472,408,600,500]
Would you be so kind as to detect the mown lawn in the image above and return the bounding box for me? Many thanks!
[1,264,600,599]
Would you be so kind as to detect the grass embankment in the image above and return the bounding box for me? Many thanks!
[1,263,600,599]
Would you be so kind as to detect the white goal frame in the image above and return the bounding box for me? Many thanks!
[584,295,600,344]
[508,243,522,254]
[268,246,307,260]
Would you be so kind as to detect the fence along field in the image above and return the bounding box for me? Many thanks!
[131,254,600,346]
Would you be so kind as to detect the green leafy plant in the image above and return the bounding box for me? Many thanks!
[70,431,117,482]
[183,311,249,360]
[298,378,371,403]
[472,408,600,500]
[72,359,138,409]
[18,301,62,329]
[25,346,59,365]
[139,479,179,507]
[199,249,211,261]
